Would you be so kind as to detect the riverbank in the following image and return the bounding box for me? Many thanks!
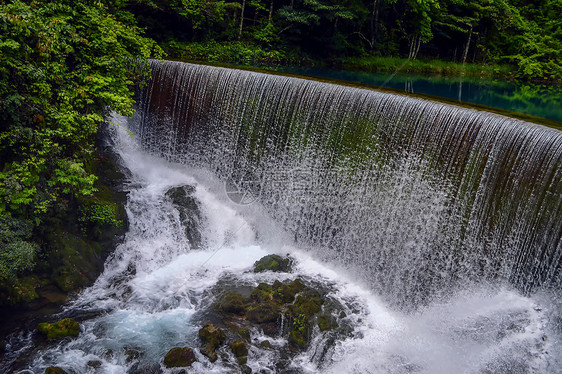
[0,130,129,341]
[162,40,525,81]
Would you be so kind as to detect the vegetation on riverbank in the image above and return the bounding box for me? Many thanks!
[0,0,160,304]
[129,0,561,82]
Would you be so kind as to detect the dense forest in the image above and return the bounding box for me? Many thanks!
[0,0,560,304]
[130,0,562,81]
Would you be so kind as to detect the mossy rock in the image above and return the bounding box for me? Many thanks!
[290,290,323,319]
[288,329,307,348]
[273,279,305,304]
[37,318,79,340]
[1,275,42,305]
[317,314,338,331]
[199,324,226,348]
[230,340,248,365]
[163,347,196,368]
[259,340,272,349]
[249,283,274,304]
[199,324,226,362]
[219,292,247,315]
[246,304,279,324]
[253,254,292,273]
[45,367,67,374]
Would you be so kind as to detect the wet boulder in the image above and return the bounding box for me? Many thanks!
[253,254,293,273]
[230,340,249,365]
[45,367,67,374]
[199,324,226,362]
[218,292,247,315]
[37,318,79,340]
[165,185,203,249]
[163,347,196,368]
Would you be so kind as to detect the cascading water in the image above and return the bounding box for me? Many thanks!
[4,61,562,373]
[135,61,562,306]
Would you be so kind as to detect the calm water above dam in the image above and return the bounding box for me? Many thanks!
[280,67,562,123]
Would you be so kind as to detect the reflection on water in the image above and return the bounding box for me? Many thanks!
[281,67,562,123]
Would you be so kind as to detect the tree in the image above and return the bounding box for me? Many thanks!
[0,0,161,277]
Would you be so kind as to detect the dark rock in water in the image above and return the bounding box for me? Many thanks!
[317,314,338,331]
[230,340,248,365]
[253,254,292,273]
[218,292,247,315]
[37,318,79,340]
[240,365,252,374]
[87,360,102,368]
[45,367,67,374]
[260,340,272,349]
[165,185,203,249]
[124,347,142,362]
[199,324,226,362]
[163,347,196,368]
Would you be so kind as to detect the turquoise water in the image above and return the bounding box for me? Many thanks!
[280,67,562,123]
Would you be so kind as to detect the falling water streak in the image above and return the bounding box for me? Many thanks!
[132,60,562,308]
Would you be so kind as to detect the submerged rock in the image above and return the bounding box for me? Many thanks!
[253,254,293,273]
[87,360,102,368]
[45,367,67,374]
[37,318,79,340]
[199,324,226,362]
[163,347,196,368]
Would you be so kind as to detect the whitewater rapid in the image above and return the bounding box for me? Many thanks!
[14,118,561,374]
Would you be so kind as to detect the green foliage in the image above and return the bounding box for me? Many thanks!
[0,0,161,223]
[0,216,39,280]
[140,0,561,81]
[78,200,123,229]
[37,318,80,339]
[165,40,308,66]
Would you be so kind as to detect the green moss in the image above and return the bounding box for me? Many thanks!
[4,275,40,304]
[219,292,247,315]
[250,283,274,303]
[163,347,196,368]
[291,291,323,319]
[317,314,337,331]
[198,324,226,362]
[199,324,226,348]
[230,340,248,365]
[37,318,79,340]
[273,279,305,303]
[288,329,307,348]
[253,254,292,273]
[246,303,279,324]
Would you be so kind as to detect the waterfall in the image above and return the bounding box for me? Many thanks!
[133,60,562,307]
[7,61,562,374]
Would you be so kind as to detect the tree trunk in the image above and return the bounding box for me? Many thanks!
[461,26,472,65]
[369,0,379,50]
[408,35,420,60]
[239,0,246,40]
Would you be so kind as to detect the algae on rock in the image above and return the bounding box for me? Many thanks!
[37,318,80,340]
